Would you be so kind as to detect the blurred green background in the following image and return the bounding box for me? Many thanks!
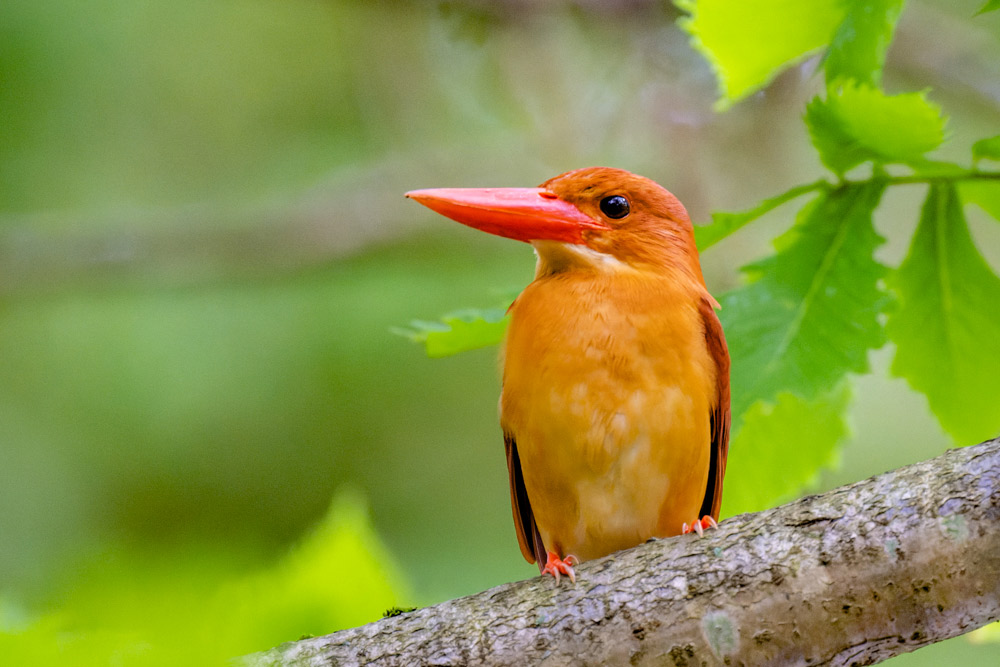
[1,0,998,663]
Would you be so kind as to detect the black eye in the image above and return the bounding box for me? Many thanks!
[599,195,630,219]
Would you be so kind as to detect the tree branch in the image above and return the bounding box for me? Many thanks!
[249,438,1000,667]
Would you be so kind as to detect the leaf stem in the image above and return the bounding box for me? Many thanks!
[695,179,829,250]
[698,170,998,252]
[855,170,1000,187]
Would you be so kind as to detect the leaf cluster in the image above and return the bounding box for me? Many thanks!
[0,492,410,666]
[688,1,1000,514]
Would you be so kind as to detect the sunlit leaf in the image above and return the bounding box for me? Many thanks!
[972,135,1000,163]
[805,83,946,174]
[393,307,509,357]
[0,490,410,666]
[805,97,870,175]
[823,0,904,86]
[722,383,850,517]
[976,0,1000,15]
[967,620,1000,644]
[218,489,411,651]
[695,180,828,251]
[959,180,1000,222]
[886,183,1000,445]
[676,0,845,108]
[719,182,889,420]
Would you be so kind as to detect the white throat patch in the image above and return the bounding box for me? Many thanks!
[532,240,631,274]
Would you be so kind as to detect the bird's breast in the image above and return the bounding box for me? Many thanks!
[500,271,715,558]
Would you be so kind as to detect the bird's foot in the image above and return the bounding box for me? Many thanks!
[541,551,578,584]
[681,515,718,537]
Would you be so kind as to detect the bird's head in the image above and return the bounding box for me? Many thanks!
[406,167,703,282]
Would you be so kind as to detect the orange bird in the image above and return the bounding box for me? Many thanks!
[406,167,730,583]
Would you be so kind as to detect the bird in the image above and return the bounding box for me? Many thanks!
[406,167,730,583]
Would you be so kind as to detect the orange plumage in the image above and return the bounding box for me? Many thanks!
[407,167,730,582]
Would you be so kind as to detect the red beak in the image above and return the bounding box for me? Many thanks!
[405,187,607,244]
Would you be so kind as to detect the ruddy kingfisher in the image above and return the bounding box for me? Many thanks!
[406,167,730,583]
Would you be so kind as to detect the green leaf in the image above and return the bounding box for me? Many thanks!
[972,135,1000,163]
[805,83,946,174]
[0,490,410,665]
[823,0,904,86]
[722,383,850,516]
[968,621,1000,644]
[976,0,1000,15]
[886,183,1000,445]
[676,0,845,108]
[393,307,509,357]
[218,489,411,648]
[719,182,889,420]
[959,180,1000,222]
[805,95,872,174]
[695,180,828,251]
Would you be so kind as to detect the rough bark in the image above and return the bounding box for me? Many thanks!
[249,438,1000,667]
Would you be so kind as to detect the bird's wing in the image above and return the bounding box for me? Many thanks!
[504,432,546,571]
[698,294,731,521]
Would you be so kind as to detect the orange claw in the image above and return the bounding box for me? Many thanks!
[681,515,719,537]
[541,551,579,584]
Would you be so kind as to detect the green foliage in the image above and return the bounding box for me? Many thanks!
[675,0,844,108]
[961,179,1000,221]
[719,182,889,420]
[683,0,1000,510]
[968,620,1000,644]
[0,491,410,665]
[805,84,946,175]
[694,180,826,251]
[886,184,1000,445]
[973,135,1000,164]
[977,0,1000,16]
[392,307,509,357]
[722,384,849,515]
[403,0,1000,520]
[675,0,908,108]
[823,0,903,86]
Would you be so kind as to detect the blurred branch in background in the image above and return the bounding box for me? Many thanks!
[0,1,996,295]
[0,1,1000,293]
[0,151,485,295]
